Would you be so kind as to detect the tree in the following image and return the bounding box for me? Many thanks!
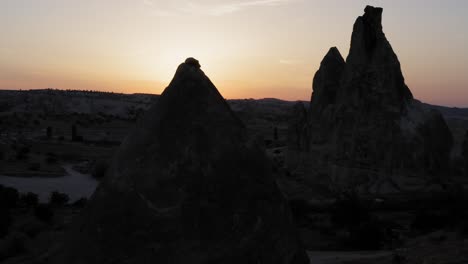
[71,124,77,141]
[20,192,38,207]
[49,191,69,206]
[72,124,83,142]
[92,160,108,179]
[46,126,53,139]
[34,204,53,223]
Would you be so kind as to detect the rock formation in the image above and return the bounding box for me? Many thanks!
[288,6,453,193]
[55,58,309,264]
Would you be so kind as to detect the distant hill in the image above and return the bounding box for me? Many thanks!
[424,103,468,120]
[1,89,466,122]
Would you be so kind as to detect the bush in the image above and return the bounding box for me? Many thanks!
[34,204,53,223]
[0,209,11,238]
[0,232,28,261]
[46,126,53,139]
[329,191,388,250]
[410,188,468,235]
[27,162,41,171]
[345,221,386,250]
[72,197,88,208]
[45,152,58,164]
[0,185,19,209]
[20,192,38,207]
[410,209,446,234]
[330,191,372,229]
[49,191,69,206]
[92,160,108,179]
[15,146,30,160]
[18,219,45,238]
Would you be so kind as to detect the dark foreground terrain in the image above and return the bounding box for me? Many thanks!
[1,88,468,263]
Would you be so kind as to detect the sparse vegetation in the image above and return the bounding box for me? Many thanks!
[20,192,39,207]
[15,145,30,161]
[45,152,58,164]
[329,192,387,250]
[72,197,88,208]
[46,126,53,139]
[34,204,53,223]
[0,232,28,261]
[27,162,41,171]
[0,185,19,209]
[49,191,69,206]
[92,160,108,179]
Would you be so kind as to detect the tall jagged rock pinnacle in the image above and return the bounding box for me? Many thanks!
[55,59,309,264]
[288,6,453,194]
[340,5,413,112]
[310,47,345,113]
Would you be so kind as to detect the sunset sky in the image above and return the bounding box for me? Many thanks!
[1,0,467,106]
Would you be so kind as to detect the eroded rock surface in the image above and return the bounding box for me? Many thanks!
[288,6,453,194]
[55,59,309,264]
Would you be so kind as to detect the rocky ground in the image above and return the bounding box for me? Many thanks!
[0,88,467,263]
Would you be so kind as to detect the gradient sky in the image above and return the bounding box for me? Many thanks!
[1,0,467,106]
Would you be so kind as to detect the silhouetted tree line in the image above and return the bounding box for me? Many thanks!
[0,185,87,241]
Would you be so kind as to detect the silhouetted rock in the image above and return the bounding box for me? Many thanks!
[56,59,308,264]
[310,47,345,114]
[340,5,412,111]
[288,6,453,194]
[185,57,201,68]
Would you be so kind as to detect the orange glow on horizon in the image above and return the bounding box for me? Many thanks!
[1,1,467,106]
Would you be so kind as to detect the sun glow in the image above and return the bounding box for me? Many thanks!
[1,1,468,106]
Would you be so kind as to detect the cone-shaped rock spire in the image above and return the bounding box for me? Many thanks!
[310,47,345,112]
[55,59,309,264]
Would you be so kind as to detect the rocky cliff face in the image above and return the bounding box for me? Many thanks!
[56,58,309,264]
[288,6,453,194]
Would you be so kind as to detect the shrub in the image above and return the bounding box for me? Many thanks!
[0,209,11,238]
[92,160,108,179]
[0,185,19,209]
[49,191,69,206]
[20,192,38,207]
[410,188,468,235]
[15,146,30,160]
[345,221,386,250]
[0,232,28,260]
[34,204,53,223]
[46,126,53,139]
[329,191,389,250]
[18,219,45,238]
[27,162,41,171]
[45,152,58,164]
[410,209,446,234]
[330,191,372,229]
[72,197,88,208]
